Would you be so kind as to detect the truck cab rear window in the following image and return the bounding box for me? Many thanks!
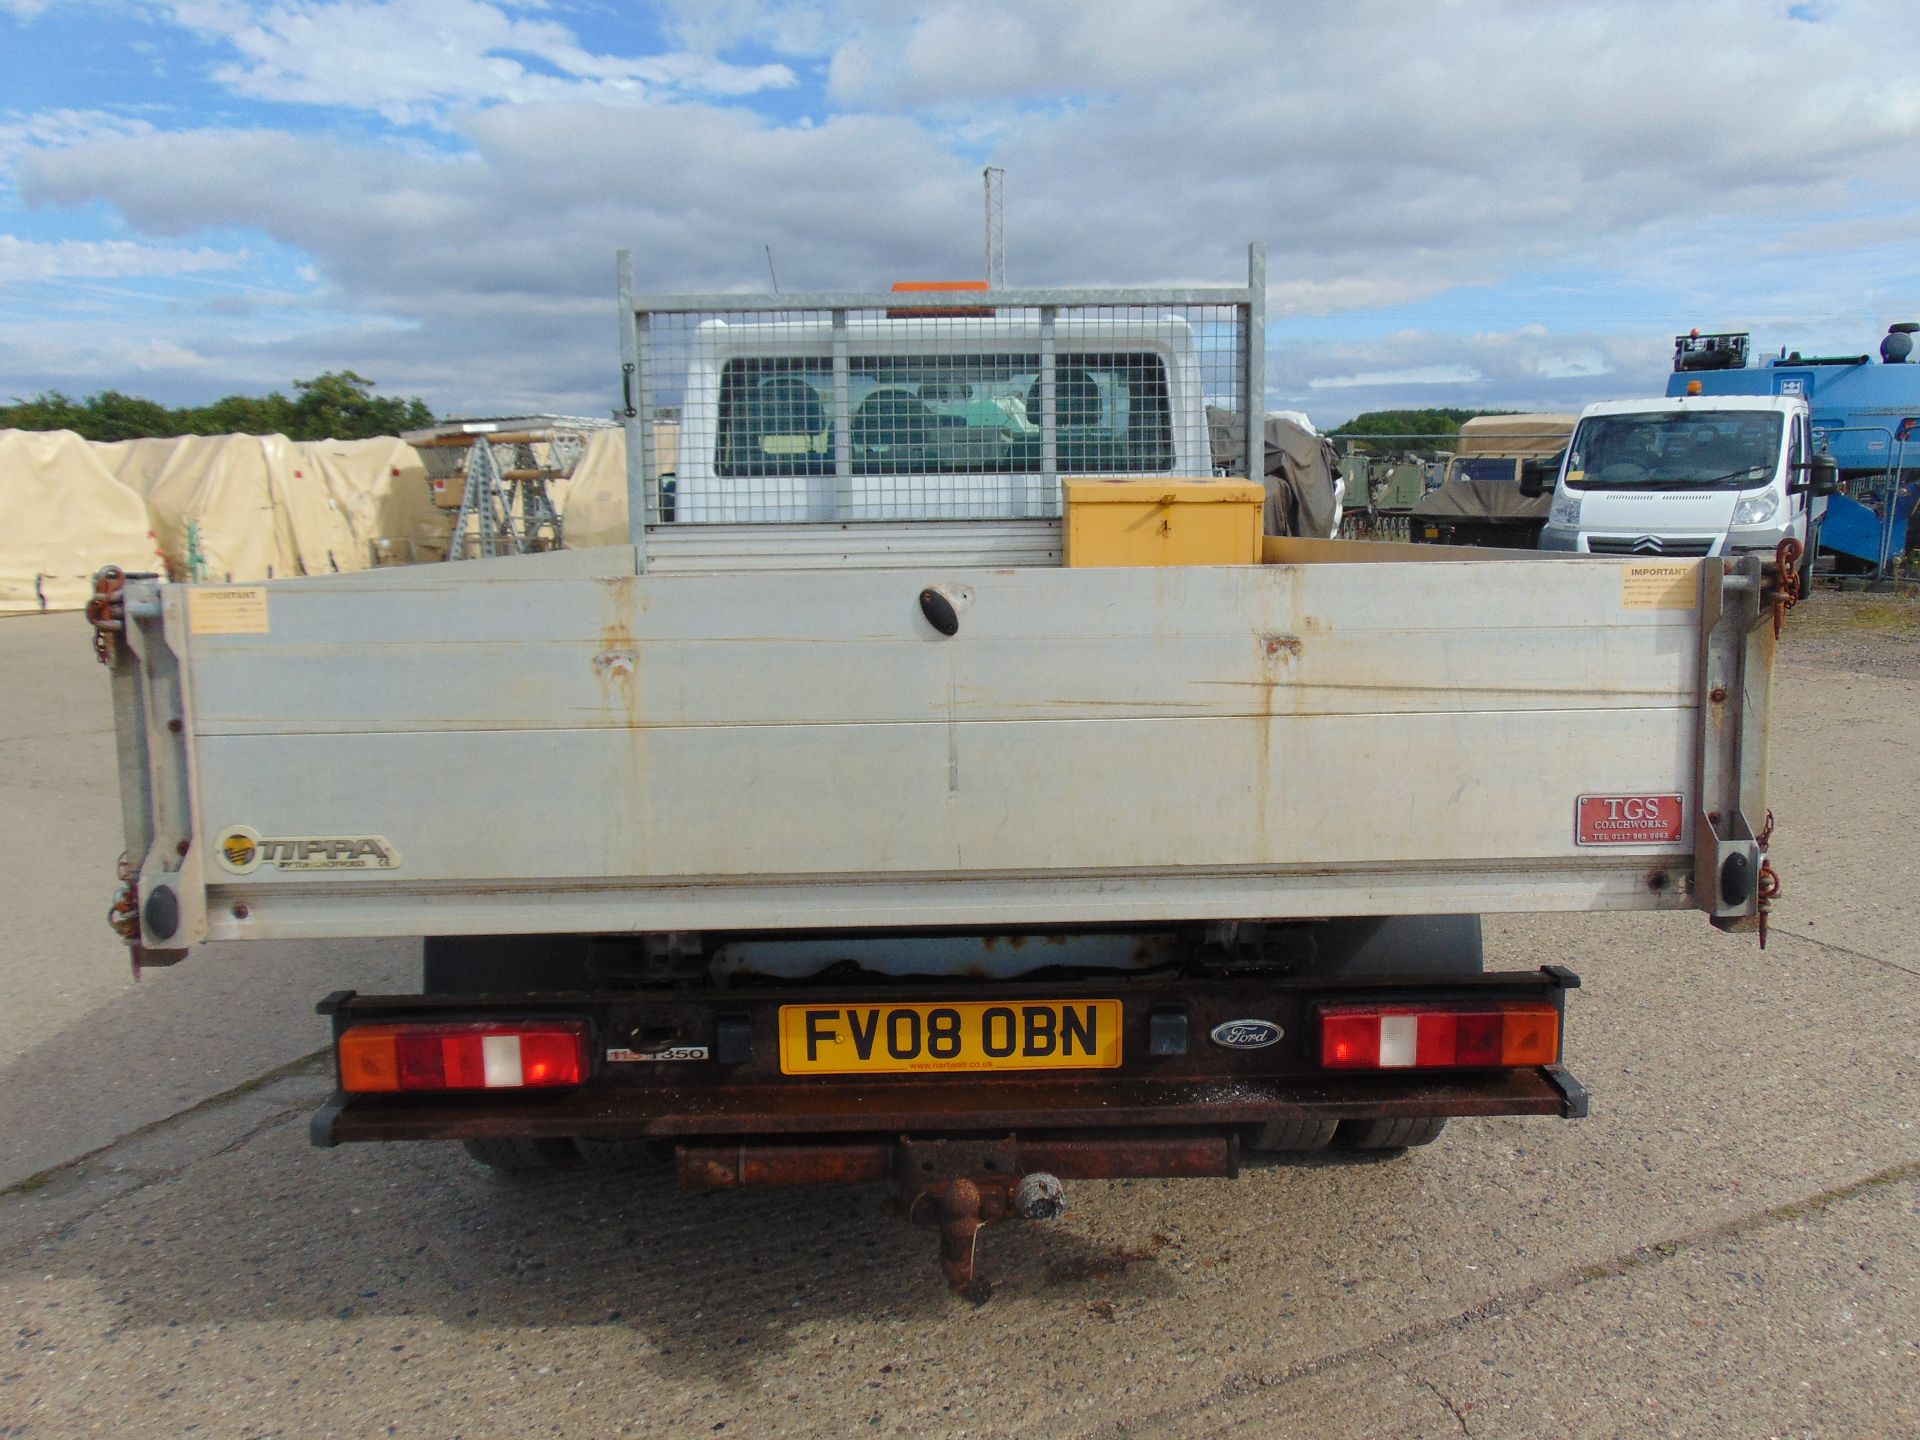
[715,352,1174,479]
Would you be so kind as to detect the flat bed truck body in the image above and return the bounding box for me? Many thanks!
[91,257,1792,1294]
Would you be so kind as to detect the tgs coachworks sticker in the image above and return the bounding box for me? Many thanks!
[216,826,400,874]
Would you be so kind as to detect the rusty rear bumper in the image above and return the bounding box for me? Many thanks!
[310,966,1587,1148]
[315,1065,1584,1146]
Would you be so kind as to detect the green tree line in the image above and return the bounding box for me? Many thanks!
[0,370,434,442]
[1328,408,1515,455]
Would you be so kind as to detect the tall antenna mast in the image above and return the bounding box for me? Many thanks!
[983,165,1005,288]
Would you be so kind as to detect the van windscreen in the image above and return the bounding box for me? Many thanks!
[715,352,1173,479]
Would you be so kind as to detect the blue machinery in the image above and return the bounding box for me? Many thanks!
[1670,328,1920,576]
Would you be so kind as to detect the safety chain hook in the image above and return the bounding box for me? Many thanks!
[1752,808,1780,948]
[86,565,128,665]
[107,851,140,943]
[1756,857,1782,950]
[1769,537,1804,639]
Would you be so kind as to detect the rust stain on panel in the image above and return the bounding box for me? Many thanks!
[595,576,643,724]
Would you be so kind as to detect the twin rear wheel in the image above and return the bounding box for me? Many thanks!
[1245,1117,1448,1154]
[461,1137,667,1171]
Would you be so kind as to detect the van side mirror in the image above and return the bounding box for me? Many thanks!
[1518,457,1557,499]
[1791,454,1838,496]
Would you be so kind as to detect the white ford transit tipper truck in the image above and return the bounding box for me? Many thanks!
[89,249,1798,1295]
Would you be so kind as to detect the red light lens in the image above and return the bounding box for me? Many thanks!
[1319,1003,1558,1071]
[1321,1013,1380,1069]
[520,1031,580,1085]
[339,1022,588,1094]
[395,1034,447,1089]
[1456,1013,1502,1066]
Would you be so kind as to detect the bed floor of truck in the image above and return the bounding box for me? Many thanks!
[313,1067,1580,1145]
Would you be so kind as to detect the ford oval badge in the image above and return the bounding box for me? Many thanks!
[1210,1019,1282,1050]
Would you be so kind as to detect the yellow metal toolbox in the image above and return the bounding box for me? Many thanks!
[1061,477,1265,567]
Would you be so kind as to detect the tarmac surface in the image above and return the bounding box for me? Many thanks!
[2,600,1917,1439]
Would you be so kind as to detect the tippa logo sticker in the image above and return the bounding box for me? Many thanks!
[215,826,399,874]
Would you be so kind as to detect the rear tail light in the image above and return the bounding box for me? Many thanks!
[338,1022,589,1094]
[1319,1002,1559,1070]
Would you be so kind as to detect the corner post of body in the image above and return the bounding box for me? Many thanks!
[1245,240,1266,490]
[616,248,651,569]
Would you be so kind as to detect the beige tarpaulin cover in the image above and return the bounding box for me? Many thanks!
[1262,412,1343,538]
[1416,414,1576,523]
[1455,413,1577,458]
[300,437,450,563]
[1413,477,1550,520]
[1205,407,1342,538]
[0,429,163,613]
[93,436,183,495]
[552,425,679,550]
[142,433,360,582]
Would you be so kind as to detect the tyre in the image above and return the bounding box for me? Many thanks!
[1303,917,1475,1156]
[461,1137,580,1171]
[1336,1117,1448,1152]
[1244,1119,1339,1152]
[573,1137,667,1169]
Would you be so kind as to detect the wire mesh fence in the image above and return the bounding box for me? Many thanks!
[616,253,1265,550]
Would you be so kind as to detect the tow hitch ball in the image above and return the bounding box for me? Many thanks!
[908,1169,1066,1302]
[894,1137,1069,1300]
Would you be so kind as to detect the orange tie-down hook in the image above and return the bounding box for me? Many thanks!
[1756,809,1781,950]
[1770,537,1804,639]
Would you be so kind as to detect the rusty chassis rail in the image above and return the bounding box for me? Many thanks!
[309,967,1584,1296]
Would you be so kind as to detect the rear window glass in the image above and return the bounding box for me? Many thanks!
[715,352,1173,478]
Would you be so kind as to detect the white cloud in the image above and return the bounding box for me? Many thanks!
[1309,364,1481,391]
[164,0,796,123]
[13,0,1920,423]
[1275,328,1670,425]
[0,234,248,281]
[0,110,157,193]
[655,0,836,60]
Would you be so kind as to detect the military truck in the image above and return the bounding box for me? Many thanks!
[1411,414,1576,548]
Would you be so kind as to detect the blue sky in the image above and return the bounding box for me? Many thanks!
[3,0,1918,427]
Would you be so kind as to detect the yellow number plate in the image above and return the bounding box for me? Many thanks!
[778,1000,1123,1076]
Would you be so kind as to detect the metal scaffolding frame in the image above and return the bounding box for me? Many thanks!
[410,419,611,561]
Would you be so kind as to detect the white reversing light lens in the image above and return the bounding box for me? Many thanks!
[481,1034,524,1087]
[1378,1015,1419,1067]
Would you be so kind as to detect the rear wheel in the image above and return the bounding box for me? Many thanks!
[462,1137,580,1171]
[574,1137,668,1169]
[1336,1117,1448,1152]
[1309,917,1477,1153]
[1244,1119,1339,1153]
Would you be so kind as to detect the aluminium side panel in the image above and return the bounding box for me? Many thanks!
[123,551,1738,944]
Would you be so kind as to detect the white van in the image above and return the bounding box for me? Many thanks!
[671,315,1210,523]
[1538,395,1830,557]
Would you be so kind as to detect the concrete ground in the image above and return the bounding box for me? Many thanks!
[1,597,1916,1439]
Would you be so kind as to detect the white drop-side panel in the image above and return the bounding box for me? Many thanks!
[152,553,1717,939]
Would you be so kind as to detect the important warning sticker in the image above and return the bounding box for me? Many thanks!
[1620,562,1697,610]
[189,586,270,634]
[1576,794,1684,845]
